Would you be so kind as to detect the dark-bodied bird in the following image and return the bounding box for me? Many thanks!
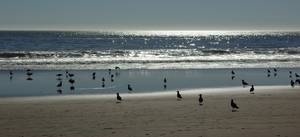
[65,70,69,78]
[267,69,271,73]
[108,69,112,74]
[295,73,300,78]
[231,76,235,80]
[69,79,75,85]
[57,81,62,87]
[102,77,105,82]
[198,94,203,105]
[92,72,96,80]
[9,70,13,76]
[250,85,255,94]
[231,70,235,75]
[115,66,120,70]
[57,89,62,94]
[116,92,122,102]
[128,84,133,92]
[274,68,277,73]
[163,84,167,89]
[26,77,33,81]
[163,77,167,83]
[111,74,114,82]
[291,80,295,88]
[56,74,62,77]
[289,71,292,75]
[68,73,74,77]
[26,72,33,76]
[295,79,300,85]
[177,90,182,100]
[231,99,239,112]
[70,86,75,90]
[242,80,249,87]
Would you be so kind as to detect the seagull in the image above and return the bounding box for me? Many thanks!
[290,80,295,88]
[177,90,182,100]
[163,84,167,89]
[57,89,62,94]
[69,79,75,85]
[242,80,249,87]
[92,72,96,80]
[198,94,203,105]
[231,70,235,75]
[128,84,133,92]
[56,81,62,87]
[26,72,33,76]
[231,99,239,112]
[116,92,122,101]
[289,71,293,78]
[295,79,300,85]
[9,71,13,76]
[231,76,235,80]
[250,85,255,94]
[68,73,74,77]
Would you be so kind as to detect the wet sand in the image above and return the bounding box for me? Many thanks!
[1,86,300,137]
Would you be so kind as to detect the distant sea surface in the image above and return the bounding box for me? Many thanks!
[1,30,300,70]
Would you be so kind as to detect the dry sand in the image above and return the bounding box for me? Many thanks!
[1,86,300,137]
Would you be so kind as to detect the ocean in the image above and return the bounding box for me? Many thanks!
[0,30,300,97]
[1,30,300,70]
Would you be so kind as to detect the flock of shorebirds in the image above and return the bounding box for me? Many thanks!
[7,67,299,112]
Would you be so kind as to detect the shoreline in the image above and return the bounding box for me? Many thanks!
[0,85,295,103]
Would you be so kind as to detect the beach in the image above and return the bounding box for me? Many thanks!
[1,86,300,137]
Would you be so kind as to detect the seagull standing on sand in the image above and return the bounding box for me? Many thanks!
[198,94,203,105]
[231,99,239,112]
[177,90,182,100]
[116,93,122,102]
[291,80,295,87]
[250,85,255,94]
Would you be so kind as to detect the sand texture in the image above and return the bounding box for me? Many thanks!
[1,86,300,137]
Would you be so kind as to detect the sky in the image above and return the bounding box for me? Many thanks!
[0,0,299,31]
